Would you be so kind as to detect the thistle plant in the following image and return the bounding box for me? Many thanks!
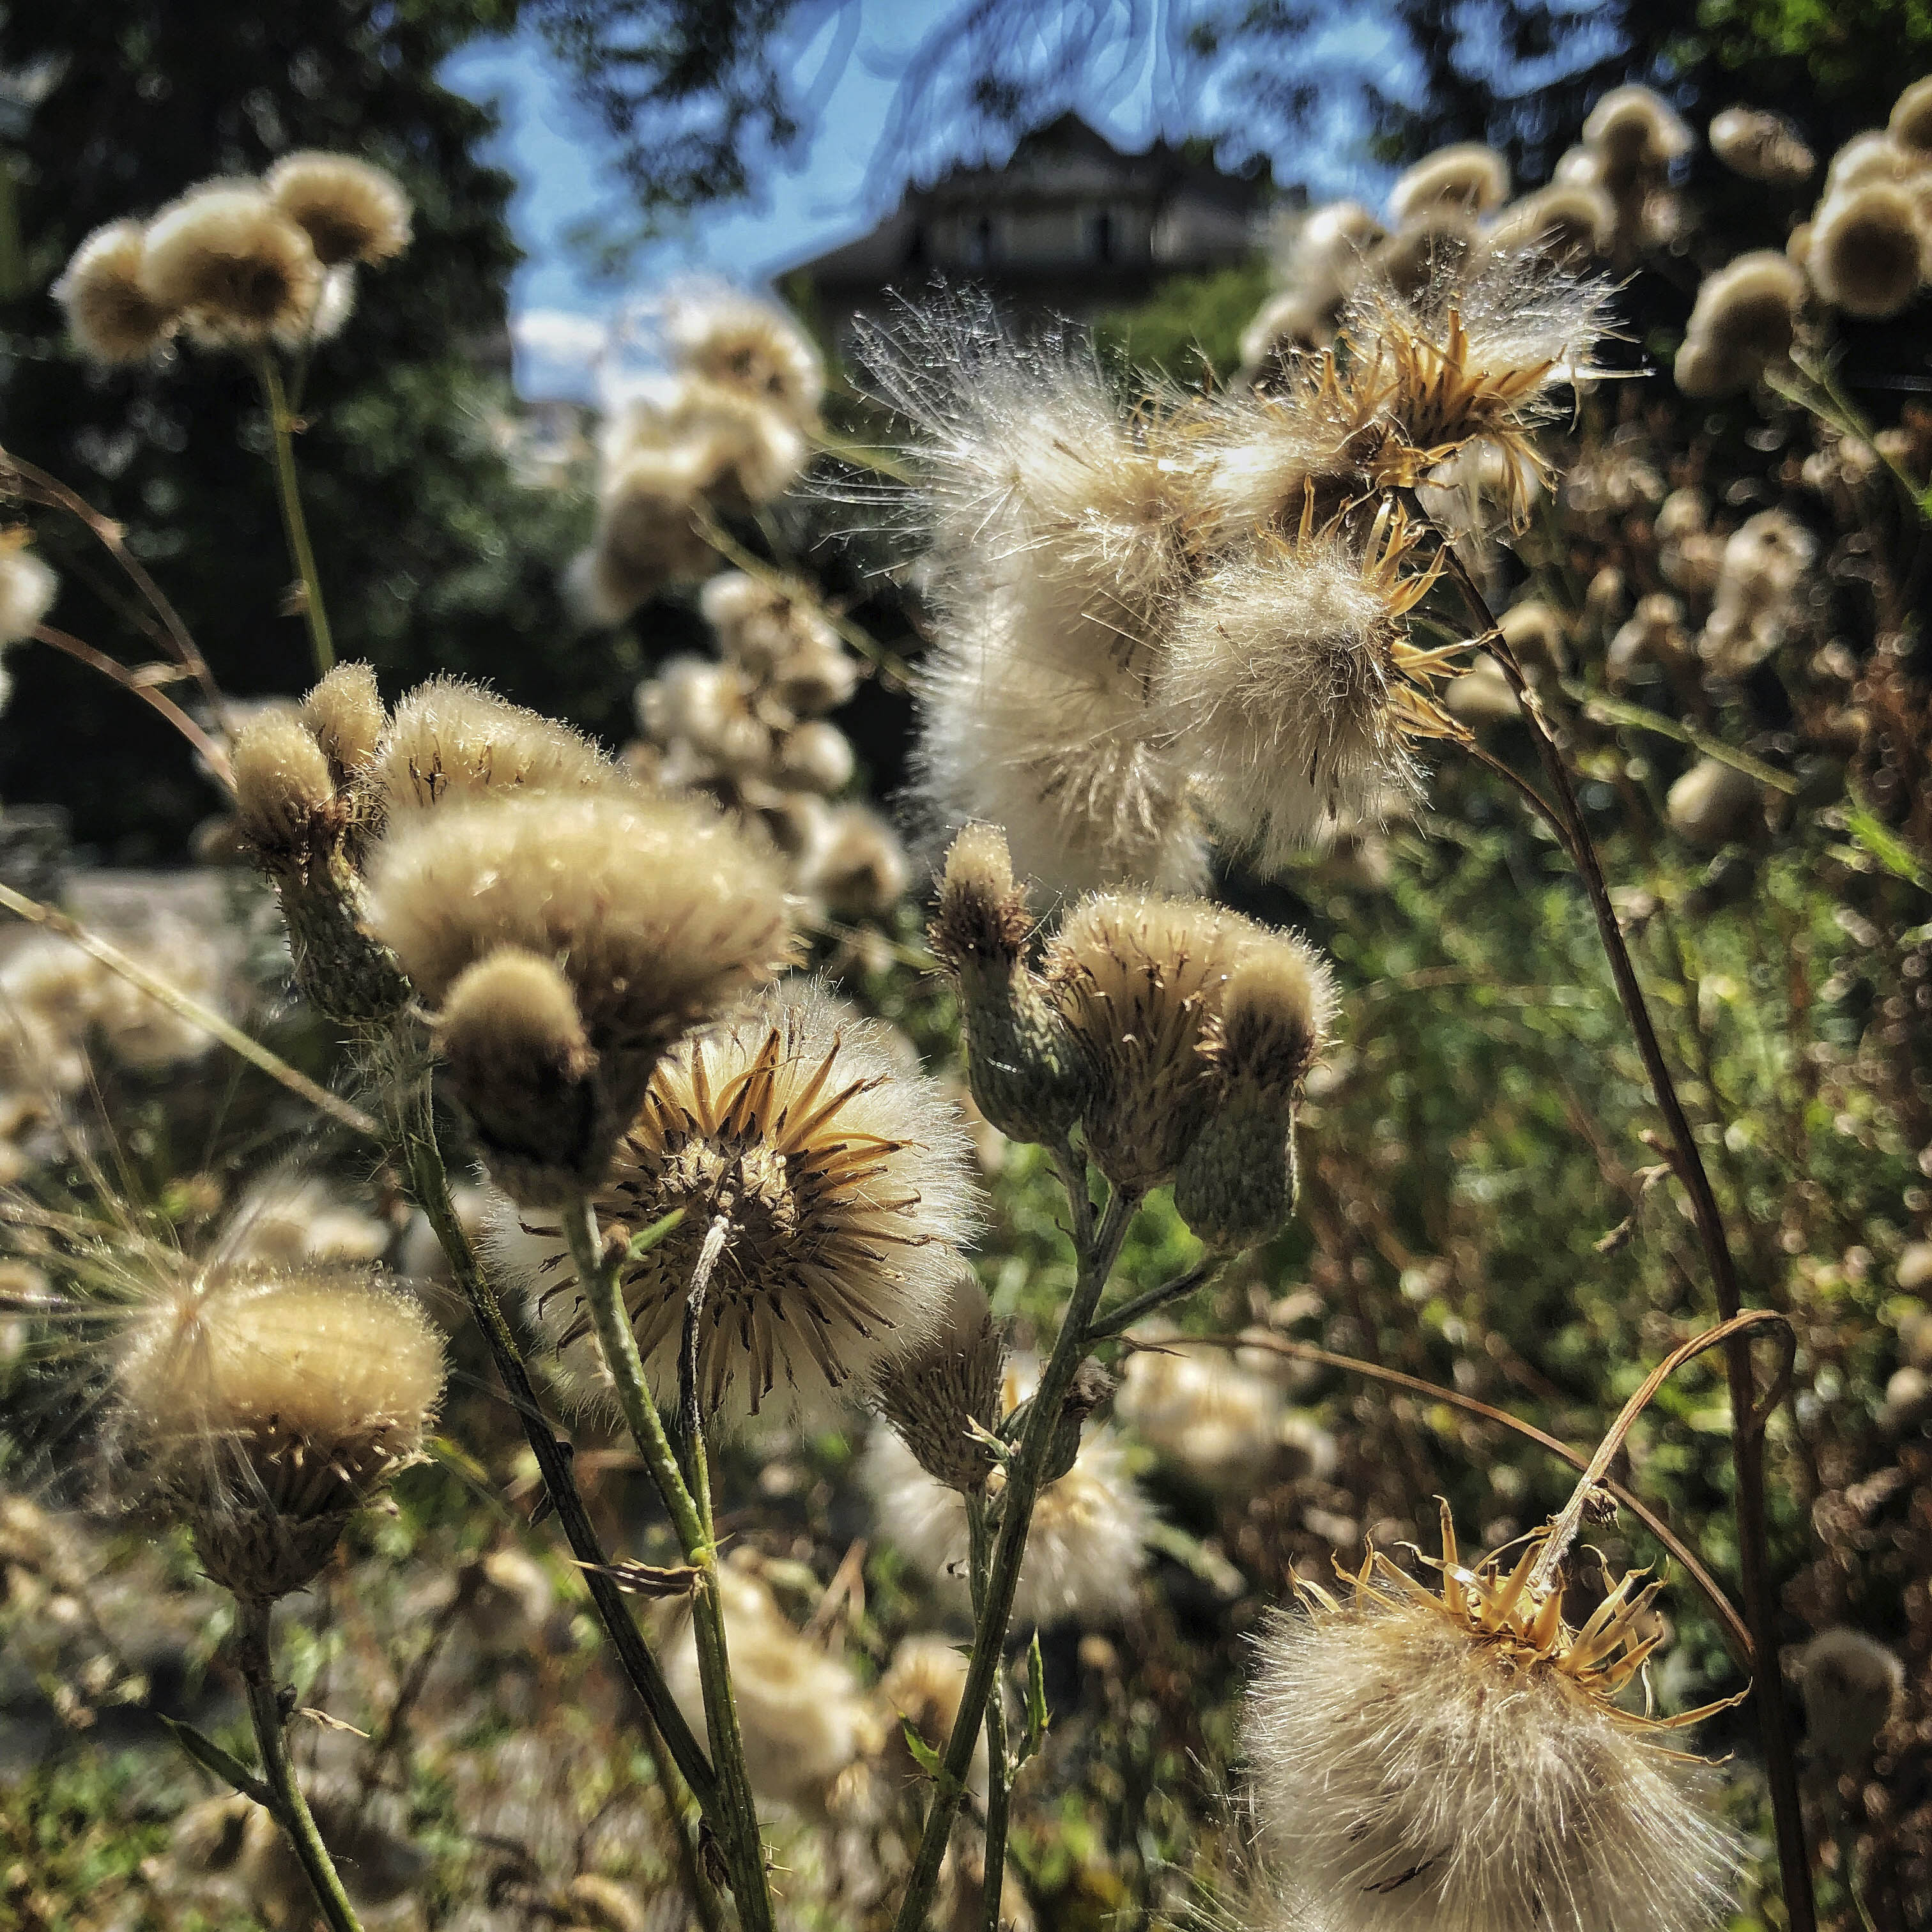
[26,72,1932,1932]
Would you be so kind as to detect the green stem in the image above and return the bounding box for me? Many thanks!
[1083,1255,1223,1347]
[233,1598,362,1932]
[394,1090,716,1813]
[892,1166,1138,1932]
[256,351,335,679]
[1423,512,1817,1932]
[564,1198,775,1932]
[967,1498,1013,1932]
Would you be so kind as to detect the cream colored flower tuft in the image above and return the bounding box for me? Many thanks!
[139,182,322,345]
[664,288,825,427]
[264,151,411,267]
[1388,144,1510,223]
[1708,107,1814,184]
[1675,251,1805,396]
[373,677,620,815]
[1116,1342,1290,1494]
[521,983,979,1418]
[110,1264,444,1600]
[1807,182,1926,318]
[1246,1510,1741,1932]
[0,536,59,648]
[52,220,178,364]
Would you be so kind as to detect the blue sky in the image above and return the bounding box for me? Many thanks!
[441,3,1412,399]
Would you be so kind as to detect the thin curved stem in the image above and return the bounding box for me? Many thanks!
[233,1598,362,1932]
[255,353,334,680]
[892,1170,1139,1932]
[966,1496,1012,1932]
[1084,1254,1223,1346]
[31,624,233,788]
[1404,497,1814,1931]
[564,1198,774,1932]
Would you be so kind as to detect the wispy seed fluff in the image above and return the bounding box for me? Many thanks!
[139,182,322,344]
[1158,517,1441,862]
[1246,1514,1740,1932]
[1807,182,1927,318]
[864,1361,1150,1629]
[263,152,411,268]
[664,288,825,429]
[521,984,979,1418]
[664,1558,878,1811]
[109,1264,444,1601]
[52,220,178,364]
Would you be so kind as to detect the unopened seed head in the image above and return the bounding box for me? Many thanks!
[264,151,411,267]
[112,1265,445,1599]
[1807,183,1926,318]
[1204,939,1338,1096]
[1388,144,1510,223]
[53,220,178,364]
[1047,893,1271,1193]
[375,677,617,814]
[932,823,1030,967]
[436,947,604,1204]
[1247,1515,1741,1932]
[367,789,797,1105]
[139,183,322,344]
[300,661,386,774]
[0,541,58,648]
[522,983,979,1420]
[231,710,337,857]
[872,1268,1008,1492]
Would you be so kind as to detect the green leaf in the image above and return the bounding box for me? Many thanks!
[159,1715,272,1809]
[900,1715,946,1781]
[1021,1629,1050,1761]
[1842,790,1932,893]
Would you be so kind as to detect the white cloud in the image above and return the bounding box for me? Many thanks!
[510,308,610,361]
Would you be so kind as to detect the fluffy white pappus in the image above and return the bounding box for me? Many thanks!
[663,286,825,427]
[1241,289,1342,374]
[1675,250,1805,396]
[1388,144,1511,224]
[1269,200,1386,304]
[512,981,981,1422]
[863,1417,1150,1629]
[1246,1593,1741,1932]
[1698,509,1814,677]
[862,300,1190,689]
[52,220,178,365]
[663,1558,878,1811]
[1157,536,1422,865]
[915,608,1209,899]
[1116,1341,1287,1494]
[0,544,58,648]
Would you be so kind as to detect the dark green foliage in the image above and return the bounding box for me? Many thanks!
[0,2,630,858]
[1093,259,1274,388]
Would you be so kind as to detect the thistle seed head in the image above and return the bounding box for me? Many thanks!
[1807,182,1926,318]
[52,220,178,364]
[1388,144,1510,223]
[664,288,825,427]
[374,677,619,815]
[300,661,387,777]
[231,710,339,861]
[871,1268,1008,1493]
[139,182,323,345]
[264,151,412,268]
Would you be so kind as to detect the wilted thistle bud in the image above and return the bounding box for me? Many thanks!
[1174,939,1337,1250]
[1000,1356,1117,1487]
[873,1269,1008,1493]
[930,824,1091,1147]
[231,709,411,1023]
[374,676,620,815]
[1046,893,1275,1195]
[435,949,602,1204]
[111,1266,445,1602]
[300,660,387,779]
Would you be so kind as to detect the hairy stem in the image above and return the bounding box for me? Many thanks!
[892,1167,1138,1932]
[255,353,335,679]
[233,1598,362,1932]
[564,1197,774,1932]
[1422,510,1817,1931]
[394,1094,716,1816]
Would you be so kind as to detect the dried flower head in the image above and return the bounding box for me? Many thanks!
[1388,144,1511,223]
[1246,1508,1742,1932]
[263,151,411,268]
[701,570,843,684]
[1674,251,1805,396]
[139,182,323,344]
[52,220,178,364]
[1708,107,1814,184]
[1367,215,1482,303]
[864,1387,1148,1628]
[665,1558,877,1810]
[639,656,772,772]
[523,984,978,1418]
[1116,1340,1288,1494]
[1825,131,1917,195]
[1807,182,1926,318]
[878,1632,986,1793]
[799,802,912,920]
[1666,757,1763,850]
[1158,510,1445,862]
[1796,1627,1904,1770]
[773,719,855,795]
[231,710,338,859]
[665,288,825,427]
[109,1264,444,1600]
[1045,892,1269,1193]
[1486,183,1616,262]
[573,446,719,622]
[300,661,386,776]
[374,677,618,815]
[1699,509,1814,676]
[871,1268,1008,1493]
[1892,76,1932,155]
[367,790,796,1125]
[0,535,59,648]
[1582,85,1696,187]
